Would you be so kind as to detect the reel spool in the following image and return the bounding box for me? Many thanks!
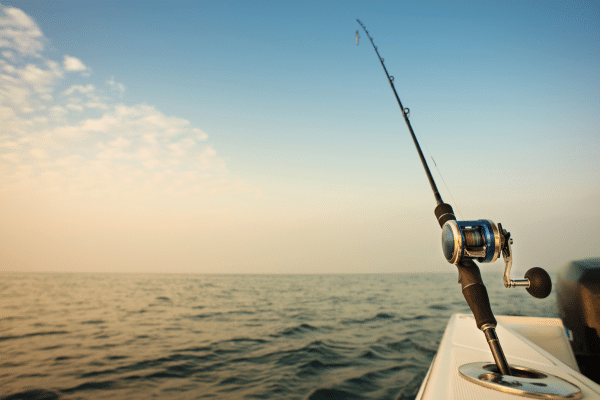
[441,219,552,299]
[442,220,501,265]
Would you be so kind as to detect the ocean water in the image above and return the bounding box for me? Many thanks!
[1,272,559,400]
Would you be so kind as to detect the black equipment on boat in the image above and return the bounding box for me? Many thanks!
[556,258,600,383]
[356,19,553,376]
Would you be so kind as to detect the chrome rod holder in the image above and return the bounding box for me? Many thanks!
[460,362,582,399]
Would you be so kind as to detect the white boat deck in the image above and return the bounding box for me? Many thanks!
[416,313,600,399]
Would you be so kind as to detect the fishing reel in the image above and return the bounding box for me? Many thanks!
[441,219,551,299]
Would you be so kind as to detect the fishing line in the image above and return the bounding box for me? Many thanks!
[419,141,464,221]
[429,156,464,221]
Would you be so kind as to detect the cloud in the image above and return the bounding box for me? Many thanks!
[2,50,15,61]
[1,152,19,163]
[192,127,208,141]
[106,76,125,95]
[0,6,45,57]
[65,103,82,111]
[30,147,48,159]
[62,84,95,96]
[0,58,63,112]
[63,55,87,72]
[84,101,108,110]
[0,6,258,201]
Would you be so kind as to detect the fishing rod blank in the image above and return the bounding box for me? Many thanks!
[356,19,443,207]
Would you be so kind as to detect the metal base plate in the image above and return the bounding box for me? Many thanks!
[459,362,582,399]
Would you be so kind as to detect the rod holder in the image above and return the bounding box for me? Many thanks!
[459,362,582,399]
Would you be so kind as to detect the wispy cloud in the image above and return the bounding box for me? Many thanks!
[63,55,87,72]
[0,6,258,200]
[0,6,45,57]
[106,76,125,96]
[62,84,95,96]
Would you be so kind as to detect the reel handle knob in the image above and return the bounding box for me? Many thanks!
[524,267,552,299]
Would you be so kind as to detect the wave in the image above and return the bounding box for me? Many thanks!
[81,319,105,325]
[0,331,69,342]
[1,389,60,400]
[271,323,320,337]
[341,312,396,325]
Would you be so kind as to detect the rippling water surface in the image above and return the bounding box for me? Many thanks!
[1,272,558,399]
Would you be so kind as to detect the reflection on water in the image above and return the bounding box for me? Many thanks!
[0,272,558,399]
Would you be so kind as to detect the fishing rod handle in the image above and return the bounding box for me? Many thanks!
[459,259,498,330]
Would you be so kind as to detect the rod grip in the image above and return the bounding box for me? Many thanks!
[457,259,497,330]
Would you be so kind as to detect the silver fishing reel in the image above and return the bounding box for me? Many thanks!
[442,220,501,264]
[441,219,551,298]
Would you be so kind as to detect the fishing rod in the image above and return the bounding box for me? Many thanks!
[356,19,552,377]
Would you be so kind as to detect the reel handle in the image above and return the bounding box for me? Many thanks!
[499,225,552,299]
[525,267,552,299]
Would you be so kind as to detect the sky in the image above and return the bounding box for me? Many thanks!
[0,0,599,275]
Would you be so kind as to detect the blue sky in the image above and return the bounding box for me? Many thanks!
[1,1,599,274]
